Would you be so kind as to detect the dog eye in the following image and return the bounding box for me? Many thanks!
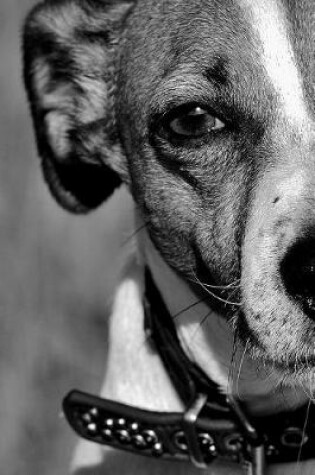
[166,106,225,138]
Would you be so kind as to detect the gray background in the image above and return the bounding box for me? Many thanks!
[0,1,132,472]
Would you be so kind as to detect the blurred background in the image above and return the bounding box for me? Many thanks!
[0,1,133,473]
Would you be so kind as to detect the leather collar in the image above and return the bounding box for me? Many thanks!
[63,268,315,473]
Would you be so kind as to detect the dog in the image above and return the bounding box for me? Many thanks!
[23,0,315,473]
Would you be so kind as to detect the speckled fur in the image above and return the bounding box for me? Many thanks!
[23,0,315,473]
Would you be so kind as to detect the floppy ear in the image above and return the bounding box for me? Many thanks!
[23,0,133,213]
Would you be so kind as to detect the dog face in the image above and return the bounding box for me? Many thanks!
[24,0,315,385]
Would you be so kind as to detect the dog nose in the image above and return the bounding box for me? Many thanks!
[281,238,315,318]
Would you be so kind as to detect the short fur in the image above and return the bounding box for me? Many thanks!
[24,0,315,473]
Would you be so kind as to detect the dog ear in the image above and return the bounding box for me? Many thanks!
[23,0,133,213]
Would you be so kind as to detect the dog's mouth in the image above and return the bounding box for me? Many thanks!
[237,308,315,372]
[235,215,315,386]
[187,228,315,386]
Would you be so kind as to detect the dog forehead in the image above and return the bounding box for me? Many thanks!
[127,0,256,69]
[122,0,267,118]
[237,0,315,134]
[123,0,314,128]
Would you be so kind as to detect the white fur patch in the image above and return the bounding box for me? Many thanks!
[239,0,310,134]
[277,169,306,201]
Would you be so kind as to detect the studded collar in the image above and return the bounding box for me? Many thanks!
[63,268,315,475]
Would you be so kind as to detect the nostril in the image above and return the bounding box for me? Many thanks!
[281,238,315,317]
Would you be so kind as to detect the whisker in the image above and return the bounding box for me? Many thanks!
[299,376,315,403]
[136,296,208,352]
[295,398,311,475]
[191,310,212,340]
[138,300,211,352]
[171,297,209,320]
[122,222,147,245]
[197,279,240,290]
[195,278,242,307]
[191,270,242,307]
[235,338,250,399]
[228,329,239,394]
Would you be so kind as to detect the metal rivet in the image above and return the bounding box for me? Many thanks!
[117,418,126,428]
[281,427,309,448]
[209,444,217,455]
[266,445,277,457]
[142,429,158,445]
[104,418,114,429]
[87,423,97,434]
[102,428,113,441]
[198,433,215,448]
[89,407,99,418]
[129,422,140,434]
[152,442,163,457]
[116,429,132,444]
[132,434,147,449]
[82,413,92,424]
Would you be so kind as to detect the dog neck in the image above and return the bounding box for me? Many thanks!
[142,233,308,417]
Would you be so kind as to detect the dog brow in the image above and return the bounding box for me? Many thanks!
[202,57,229,87]
[238,0,311,136]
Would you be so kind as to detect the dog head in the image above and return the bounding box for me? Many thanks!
[24,0,315,386]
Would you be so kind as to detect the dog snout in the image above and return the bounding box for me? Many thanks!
[281,237,315,318]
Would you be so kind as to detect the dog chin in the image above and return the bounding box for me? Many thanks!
[263,358,315,394]
[238,313,315,391]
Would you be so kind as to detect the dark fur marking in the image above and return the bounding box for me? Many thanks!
[23,0,135,212]
[202,57,229,87]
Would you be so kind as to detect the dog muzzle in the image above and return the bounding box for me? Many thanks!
[63,270,315,475]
